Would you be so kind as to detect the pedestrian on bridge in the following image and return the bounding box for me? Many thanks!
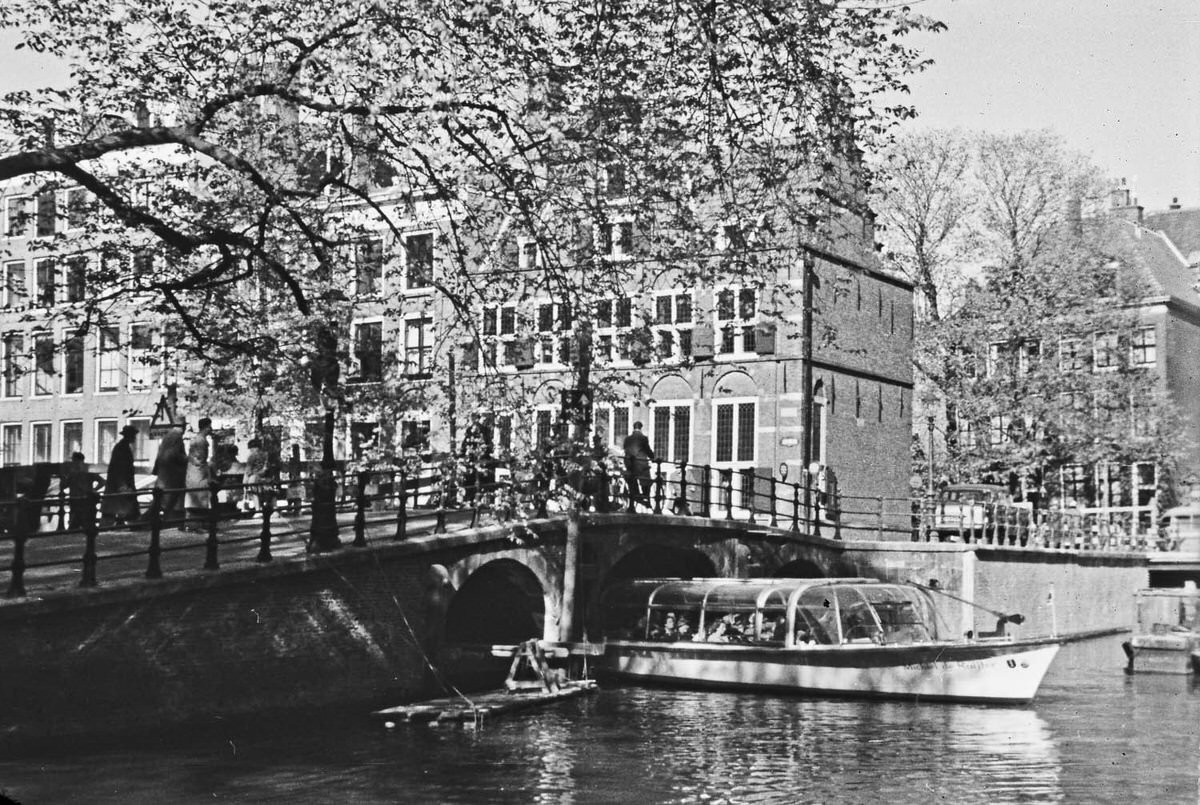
[101,425,141,527]
[184,418,214,531]
[623,421,655,511]
[152,422,187,526]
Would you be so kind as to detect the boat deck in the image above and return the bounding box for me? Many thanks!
[373,681,598,726]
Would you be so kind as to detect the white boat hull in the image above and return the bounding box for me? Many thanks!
[599,639,1060,704]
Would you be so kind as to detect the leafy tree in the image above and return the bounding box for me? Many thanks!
[0,0,943,473]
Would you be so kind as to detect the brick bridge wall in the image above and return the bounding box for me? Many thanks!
[0,515,1147,744]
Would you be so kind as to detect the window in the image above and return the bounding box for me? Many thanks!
[956,418,976,450]
[604,163,626,197]
[533,407,557,451]
[3,333,23,398]
[1059,338,1085,372]
[64,333,84,394]
[5,196,30,238]
[33,332,54,396]
[66,188,88,230]
[355,238,383,296]
[598,220,634,257]
[989,415,1013,446]
[1,424,21,466]
[714,399,756,463]
[2,261,25,309]
[715,287,756,355]
[34,259,55,306]
[986,342,1005,378]
[404,317,434,377]
[61,421,83,462]
[403,232,433,290]
[1131,327,1156,367]
[32,422,52,463]
[1017,340,1040,375]
[97,326,120,392]
[650,402,691,464]
[128,324,154,390]
[518,238,541,270]
[1093,332,1118,372]
[594,403,633,452]
[353,320,384,382]
[399,417,430,452]
[721,223,746,250]
[652,290,694,362]
[36,189,56,237]
[480,304,521,369]
[65,256,87,303]
[95,420,118,464]
[594,297,633,363]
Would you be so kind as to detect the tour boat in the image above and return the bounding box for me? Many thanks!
[595,577,1060,704]
[1121,586,1200,674]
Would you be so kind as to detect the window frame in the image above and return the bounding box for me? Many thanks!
[712,396,757,466]
[401,230,435,293]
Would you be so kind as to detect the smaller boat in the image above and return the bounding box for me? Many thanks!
[1121,586,1200,675]
[595,577,1060,704]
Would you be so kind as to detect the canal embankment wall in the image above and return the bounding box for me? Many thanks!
[0,522,1148,744]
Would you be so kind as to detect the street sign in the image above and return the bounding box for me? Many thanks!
[148,425,176,438]
[148,392,180,438]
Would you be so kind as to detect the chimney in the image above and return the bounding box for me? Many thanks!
[1170,197,1182,211]
[135,102,150,128]
[1110,179,1143,224]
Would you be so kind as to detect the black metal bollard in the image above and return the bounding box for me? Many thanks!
[146,487,163,579]
[81,490,100,587]
[653,461,665,515]
[256,495,275,563]
[724,472,734,521]
[204,480,221,570]
[6,497,28,598]
[56,484,66,533]
[747,474,758,525]
[701,465,712,519]
[435,479,448,533]
[353,471,369,548]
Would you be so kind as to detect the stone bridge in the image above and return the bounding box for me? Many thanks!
[0,510,1147,744]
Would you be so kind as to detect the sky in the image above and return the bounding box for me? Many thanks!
[2,2,1198,212]
[899,0,1200,212]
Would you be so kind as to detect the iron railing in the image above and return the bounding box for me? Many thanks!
[0,455,1171,599]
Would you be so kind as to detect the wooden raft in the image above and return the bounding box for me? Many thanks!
[373,639,598,726]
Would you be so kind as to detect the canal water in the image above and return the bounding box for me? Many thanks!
[2,634,1197,804]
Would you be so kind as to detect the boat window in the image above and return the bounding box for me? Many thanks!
[754,608,789,645]
[833,586,883,643]
[859,585,934,643]
[795,587,838,644]
[647,609,700,642]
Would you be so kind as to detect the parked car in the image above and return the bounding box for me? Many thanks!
[932,484,1033,543]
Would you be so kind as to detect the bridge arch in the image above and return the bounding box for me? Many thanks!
[774,558,825,578]
[605,544,717,583]
[444,558,547,645]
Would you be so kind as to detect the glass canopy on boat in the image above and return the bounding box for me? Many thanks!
[599,578,939,647]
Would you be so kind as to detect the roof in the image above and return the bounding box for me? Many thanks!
[1143,207,1200,266]
[1108,219,1200,305]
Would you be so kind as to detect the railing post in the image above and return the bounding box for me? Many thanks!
[701,465,711,519]
[204,479,221,570]
[81,490,99,588]
[256,494,275,563]
[6,498,28,598]
[723,471,733,521]
[791,483,800,533]
[676,462,690,516]
[394,471,408,540]
[353,470,369,548]
[769,472,778,528]
[877,496,885,540]
[653,461,664,515]
[146,487,163,579]
[809,474,822,539]
[435,477,448,533]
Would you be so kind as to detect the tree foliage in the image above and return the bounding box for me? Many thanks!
[0,0,944,462]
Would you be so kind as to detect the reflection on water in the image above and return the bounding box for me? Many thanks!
[1,635,1196,804]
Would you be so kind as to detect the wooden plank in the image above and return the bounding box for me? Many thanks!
[373,680,597,726]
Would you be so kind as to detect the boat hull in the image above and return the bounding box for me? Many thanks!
[598,639,1061,704]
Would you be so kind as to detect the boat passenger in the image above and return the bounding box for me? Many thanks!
[769,615,788,643]
[675,619,693,641]
[651,613,678,641]
[707,620,732,643]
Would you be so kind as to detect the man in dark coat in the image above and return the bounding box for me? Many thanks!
[102,425,141,526]
[622,421,655,510]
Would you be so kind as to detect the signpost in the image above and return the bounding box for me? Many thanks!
[147,386,180,437]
